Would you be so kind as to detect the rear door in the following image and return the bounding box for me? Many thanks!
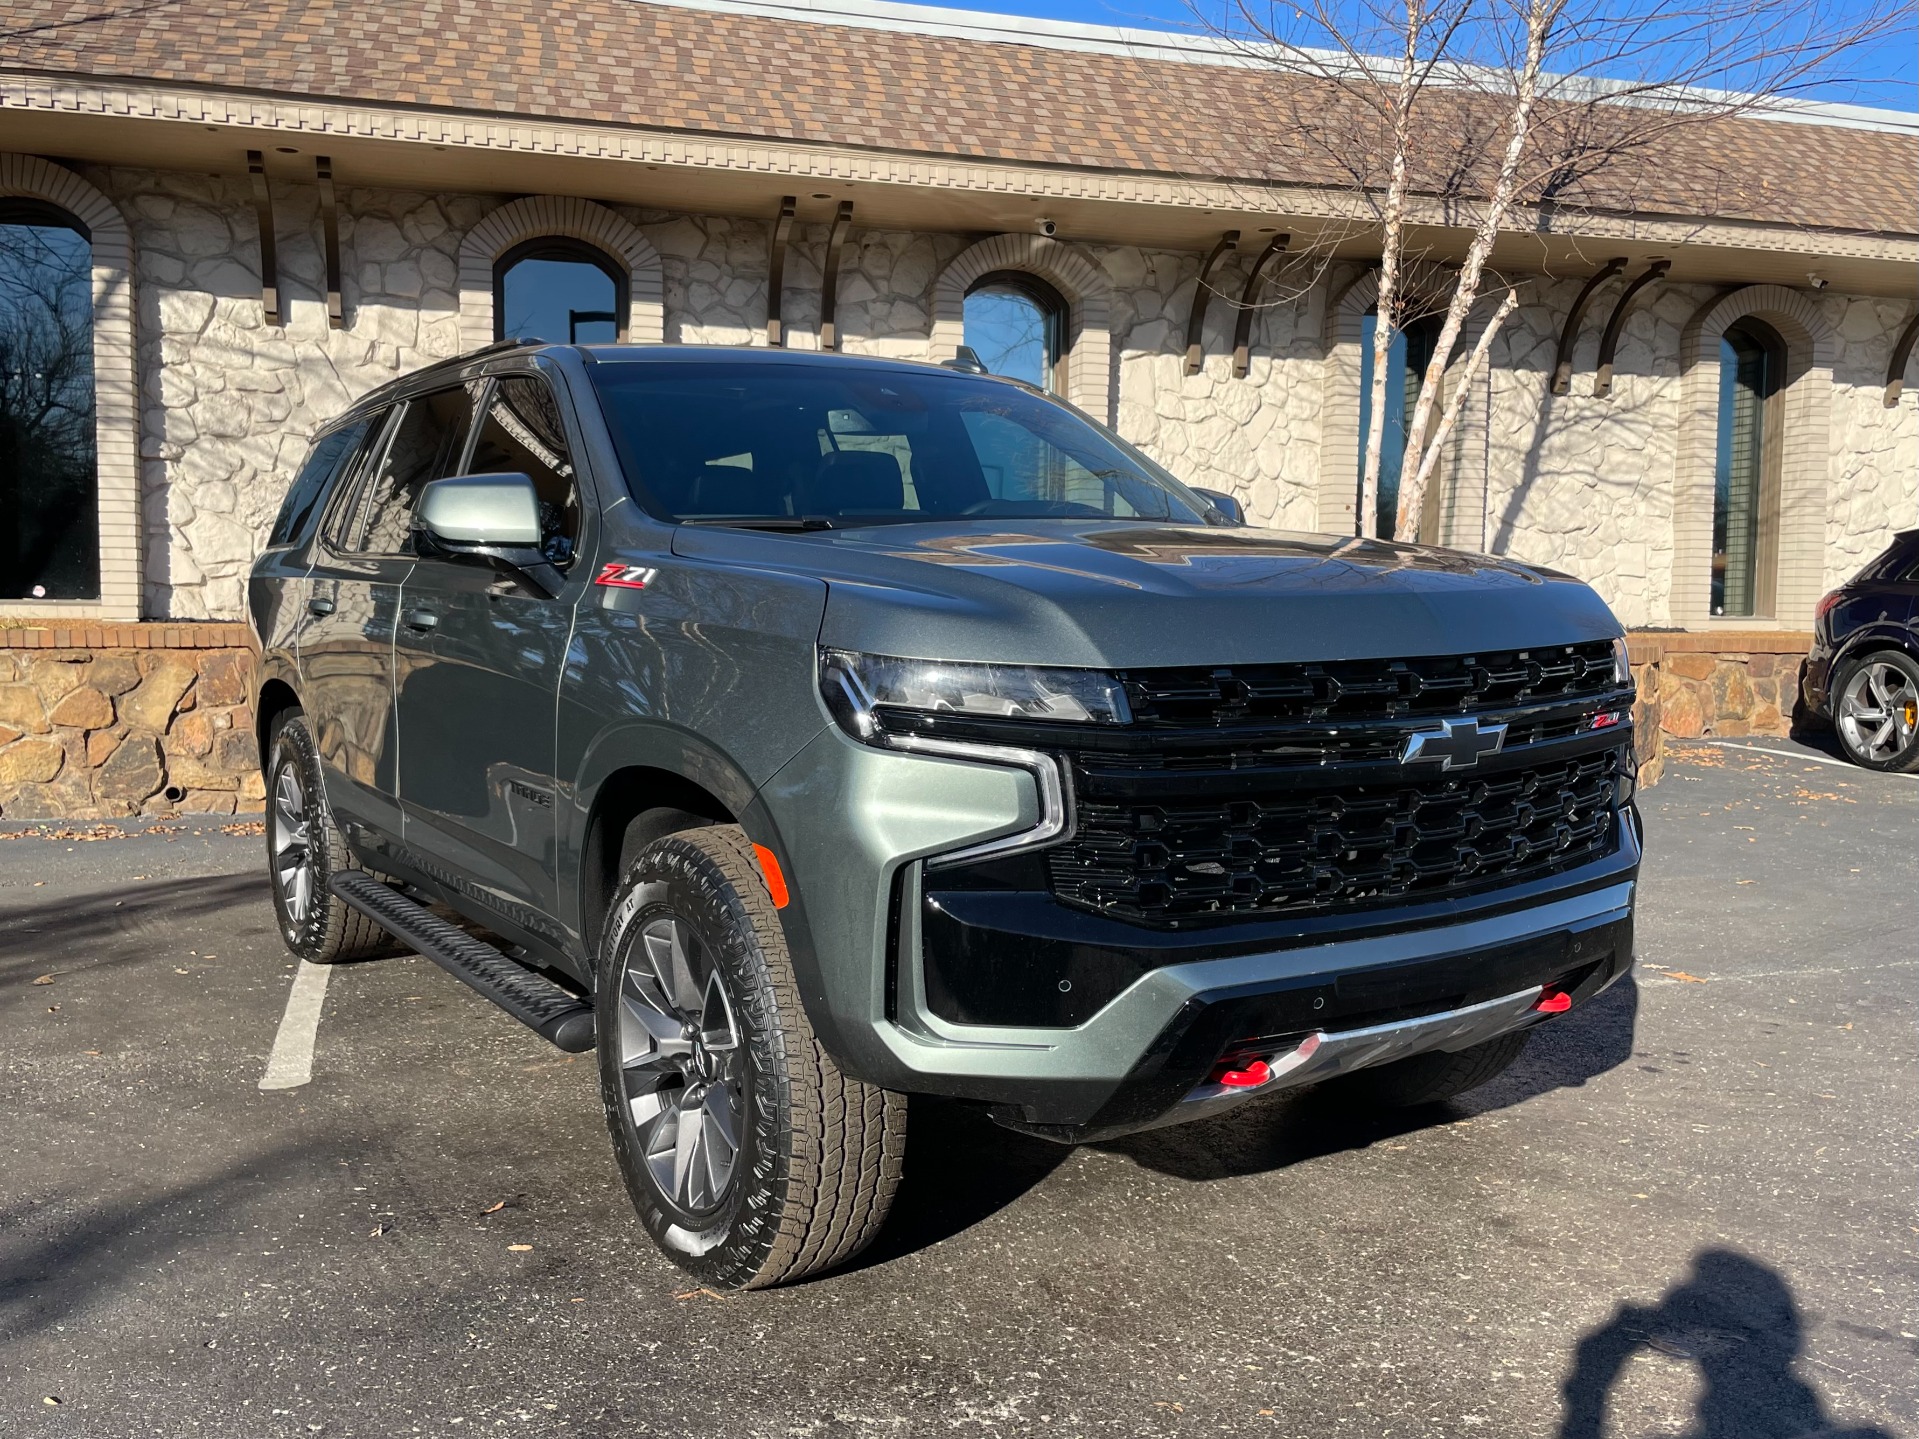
[393,372,588,944]
[301,386,476,862]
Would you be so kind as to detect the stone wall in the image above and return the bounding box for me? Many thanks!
[56,162,1919,629]
[1636,632,1810,742]
[0,624,260,820]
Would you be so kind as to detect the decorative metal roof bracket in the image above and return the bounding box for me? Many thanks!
[766,195,796,347]
[1230,233,1291,378]
[246,150,281,327]
[818,200,856,351]
[315,155,344,330]
[1592,259,1671,399]
[1886,310,1918,407]
[1550,257,1626,395]
[1182,230,1239,374]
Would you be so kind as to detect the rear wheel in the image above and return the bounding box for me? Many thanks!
[1833,650,1919,773]
[1327,1029,1531,1108]
[596,825,905,1289]
[265,708,392,963]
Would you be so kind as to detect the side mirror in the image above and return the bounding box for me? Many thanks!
[1191,487,1246,526]
[415,473,563,596]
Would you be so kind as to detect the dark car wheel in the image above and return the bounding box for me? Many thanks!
[1833,650,1919,773]
[1326,1029,1532,1109]
[265,708,393,963]
[596,825,905,1290]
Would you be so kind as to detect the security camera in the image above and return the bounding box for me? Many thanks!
[1036,218,1058,238]
[1807,272,1828,290]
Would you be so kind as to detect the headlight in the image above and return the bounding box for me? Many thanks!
[1611,636,1632,687]
[821,649,1131,739]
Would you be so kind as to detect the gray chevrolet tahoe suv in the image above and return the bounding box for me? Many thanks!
[249,340,1640,1289]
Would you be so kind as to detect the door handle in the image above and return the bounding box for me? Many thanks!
[403,608,439,632]
[306,596,335,617]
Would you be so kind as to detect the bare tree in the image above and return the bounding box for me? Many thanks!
[1201,0,1904,542]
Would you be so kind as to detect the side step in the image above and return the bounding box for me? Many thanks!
[329,871,596,1052]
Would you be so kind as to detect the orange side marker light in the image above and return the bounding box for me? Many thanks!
[752,843,790,909]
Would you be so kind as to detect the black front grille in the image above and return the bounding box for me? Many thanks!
[1049,745,1626,926]
[1119,640,1621,728]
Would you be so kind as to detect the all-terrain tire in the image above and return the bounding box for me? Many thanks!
[596,824,906,1290]
[1330,1029,1532,1108]
[264,708,393,964]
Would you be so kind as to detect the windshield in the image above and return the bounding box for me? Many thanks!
[587,361,1215,527]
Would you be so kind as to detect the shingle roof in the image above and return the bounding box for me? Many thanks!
[2,0,1913,235]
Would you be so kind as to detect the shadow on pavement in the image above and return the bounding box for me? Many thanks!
[0,1138,349,1345]
[829,1096,1074,1277]
[1559,1248,1897,1439]
[848,974,1641,1256]
[0,872,272,985]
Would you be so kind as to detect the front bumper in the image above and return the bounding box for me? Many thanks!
[755,723,1639,1142]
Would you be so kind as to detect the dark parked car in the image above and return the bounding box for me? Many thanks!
[250,341,1641,1289]
[1802,529,1919,773]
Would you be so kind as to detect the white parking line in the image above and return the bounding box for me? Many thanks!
[1694,739,1917,777]
[259,960,332,1091]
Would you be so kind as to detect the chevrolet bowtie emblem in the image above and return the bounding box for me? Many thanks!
[1400,717,1508,770]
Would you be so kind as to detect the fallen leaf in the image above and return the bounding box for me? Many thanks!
[31,974,53,985]
[481,1200,508,1215]
[508,1243,533,1252]
[1668,971,1709,984]
[43,1396,62,1407]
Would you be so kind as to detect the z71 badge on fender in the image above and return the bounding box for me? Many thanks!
[595,563,659,590]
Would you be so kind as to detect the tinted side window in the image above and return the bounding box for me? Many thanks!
[347,384,480,554]
[466,375,581,545]
[270,420,372,548]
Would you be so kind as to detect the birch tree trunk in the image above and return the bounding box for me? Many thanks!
[1357,0,1426,541]
[1390,0,1557,542]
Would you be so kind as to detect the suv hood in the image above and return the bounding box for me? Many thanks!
[670,520,1621,668]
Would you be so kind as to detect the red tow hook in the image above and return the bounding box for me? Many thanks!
[1534,985,1574,1014]
[1214,1058,1274,1089]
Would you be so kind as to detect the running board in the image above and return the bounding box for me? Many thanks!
[328,871,596,1052]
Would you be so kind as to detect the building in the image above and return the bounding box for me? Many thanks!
[0,0,1914,816]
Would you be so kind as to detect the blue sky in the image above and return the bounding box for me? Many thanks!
[890,0,1917,110]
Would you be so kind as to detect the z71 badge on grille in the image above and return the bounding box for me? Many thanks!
[595,563,659,590]
[1399,717,1508,770]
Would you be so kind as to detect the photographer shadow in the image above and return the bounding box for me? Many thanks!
[1560,1248,1896,1439]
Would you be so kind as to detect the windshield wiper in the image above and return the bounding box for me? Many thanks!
[679,515,836,531]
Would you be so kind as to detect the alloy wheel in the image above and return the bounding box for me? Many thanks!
[1837,660,1919,764]
[272,761,314,925]
[617,914,744,1215]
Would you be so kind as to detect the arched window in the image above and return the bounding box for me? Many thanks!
[494,237,627,344]
[1358,311,1441,539]
[0,199,96,600]
[964,272,1068,394]
[1711,318,1785,617]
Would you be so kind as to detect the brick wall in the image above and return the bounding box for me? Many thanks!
[0,623,261,820]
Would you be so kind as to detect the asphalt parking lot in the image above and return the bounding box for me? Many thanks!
[3,739,1914,1439]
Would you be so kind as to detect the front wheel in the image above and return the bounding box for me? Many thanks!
[1833,650,1919,773]
[596,825,905,1289]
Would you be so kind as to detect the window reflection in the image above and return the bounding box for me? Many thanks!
[964,274,1066,393]
[1359,312,1440,540]
[1712,319,1784,616]
[495,238,625,344]
[0,201,97,600]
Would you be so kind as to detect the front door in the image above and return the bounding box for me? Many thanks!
[395,373,589,948]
